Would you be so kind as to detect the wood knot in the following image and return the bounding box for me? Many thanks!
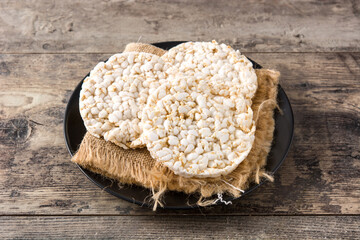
[0,118,31,146]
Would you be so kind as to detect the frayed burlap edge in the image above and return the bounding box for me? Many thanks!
[72,43,280,210]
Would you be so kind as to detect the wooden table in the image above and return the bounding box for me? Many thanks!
[1,0,359,239]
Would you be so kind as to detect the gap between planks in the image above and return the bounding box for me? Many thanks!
[1,214,360,217]
[0,51,359,55]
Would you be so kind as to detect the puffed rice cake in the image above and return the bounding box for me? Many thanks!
[79,52,169,149]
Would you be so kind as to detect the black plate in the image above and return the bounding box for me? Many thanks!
[64,41,294,209]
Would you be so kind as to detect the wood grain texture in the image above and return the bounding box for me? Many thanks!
[0,52,359,215]
[0,0,359,237]
[1,216,359,239]
[0,0,359,53]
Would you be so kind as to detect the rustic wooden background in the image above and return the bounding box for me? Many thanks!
[0,0,359,239]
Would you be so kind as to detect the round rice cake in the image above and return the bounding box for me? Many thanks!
[139,74,256,178]
[162,40,258,100]
[79,52,169,149]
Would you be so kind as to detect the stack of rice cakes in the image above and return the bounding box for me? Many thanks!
[80,41,258,178]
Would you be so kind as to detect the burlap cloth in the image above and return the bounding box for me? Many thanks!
[72,43,280,210]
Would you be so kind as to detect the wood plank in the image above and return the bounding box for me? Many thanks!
[0,216,359,239]
[0,0,359,53]
[0,53,359,215]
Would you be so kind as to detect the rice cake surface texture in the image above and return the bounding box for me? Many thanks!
[140,41,257,178]
[162,41,258,100]
[80,52,169,149]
